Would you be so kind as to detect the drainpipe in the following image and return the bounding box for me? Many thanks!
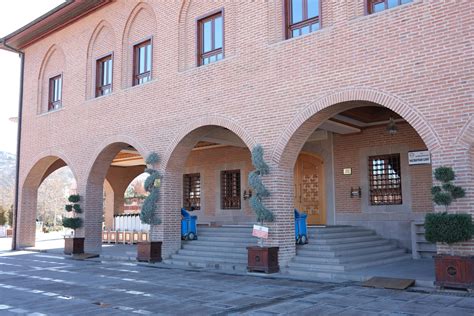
[1,39,24,251]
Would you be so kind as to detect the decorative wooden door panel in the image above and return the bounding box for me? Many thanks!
[294,153,325,225]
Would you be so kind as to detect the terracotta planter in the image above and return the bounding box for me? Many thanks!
[64,237,84,255]
[247,246,279,274]
[434,254,474,290]
[136,241,162,263]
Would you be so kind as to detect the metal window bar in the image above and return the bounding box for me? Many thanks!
[221,170,241,209]
[368,154,402,205]
[183,173,201,210]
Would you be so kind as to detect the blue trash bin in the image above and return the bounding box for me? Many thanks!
[181,208,198,240]
[294,209,308,244]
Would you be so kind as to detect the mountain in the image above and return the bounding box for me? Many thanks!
[0,151,16,207]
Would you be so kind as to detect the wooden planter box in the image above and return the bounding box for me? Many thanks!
[64,237,84,255]
[434,255,474,290]
[247,246,279,274]
[136,241,162,263]
[6,229,13,238]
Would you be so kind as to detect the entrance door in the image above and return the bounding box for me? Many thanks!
[294,153,326,225]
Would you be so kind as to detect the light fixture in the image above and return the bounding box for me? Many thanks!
[243,189,252,200]
[387,117,398,136]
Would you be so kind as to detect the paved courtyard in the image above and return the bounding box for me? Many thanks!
[0,249,473,315]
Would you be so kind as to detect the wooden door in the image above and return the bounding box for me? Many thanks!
[294,153,325,225]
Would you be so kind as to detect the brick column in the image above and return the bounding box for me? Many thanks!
[260,164,295,267]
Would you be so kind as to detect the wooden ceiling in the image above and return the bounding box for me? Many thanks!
[338,106,401,124]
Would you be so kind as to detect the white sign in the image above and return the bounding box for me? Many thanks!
[252,225,269,239]
[408,150,431,165]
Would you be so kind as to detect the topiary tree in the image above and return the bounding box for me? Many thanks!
[431,166,465,211]
[248,145,274,223]
[62,194,83,236]
[426,166,471,254]
[0,206,7,226]
[140,152,162,225]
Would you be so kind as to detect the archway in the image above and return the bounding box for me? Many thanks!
[85,141,148,254]
[17,155,77,249]
[276,96,436,273]
[160,124,255,264]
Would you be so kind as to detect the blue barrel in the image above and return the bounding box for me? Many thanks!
[181,208,198,240]
[294,209,308,244]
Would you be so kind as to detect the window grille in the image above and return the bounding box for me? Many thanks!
[369,154,402,205]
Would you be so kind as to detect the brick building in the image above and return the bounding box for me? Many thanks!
[1,0,473,270]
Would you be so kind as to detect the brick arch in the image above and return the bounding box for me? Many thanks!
[121,1,157,88]
[17,152,78,249]
[83,136,148,253]
[85,20,116,99]
[161,115,256,172]
[272,87,442,170]
[36,44,66,114]
[177,0,192,71]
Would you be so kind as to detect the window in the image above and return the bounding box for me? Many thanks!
[221,170,241,209]
[133,39,152,86]
[286,0,320,39]
[183,173,201,211]
[367,0,412,14]
[198,11,223,66]
[369,154,402,205]
[48,75,62,111]
[96,55,113,97]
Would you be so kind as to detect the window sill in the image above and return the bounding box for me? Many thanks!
[179,55,233,74]
[359,0,417,19]
[38,107,64,117]
[270,26,333,48]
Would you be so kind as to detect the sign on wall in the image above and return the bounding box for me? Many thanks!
[408,150,431,165]
[252,225,269,239]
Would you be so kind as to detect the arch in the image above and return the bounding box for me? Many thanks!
[272,87,442,170]
[36,44,66,113]
[161,114,257,172]
[455,116,474,150]
[84,136,148,253]
[85,20,116,99]
[17,153,78,248]
[121,1,157,87]
[177,0,192,71]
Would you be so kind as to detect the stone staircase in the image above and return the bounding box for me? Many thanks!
[164,226,254,272]
[287,226,411,280]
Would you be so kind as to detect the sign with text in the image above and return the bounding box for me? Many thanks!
[408,150,431,165]
[252,225,269,239]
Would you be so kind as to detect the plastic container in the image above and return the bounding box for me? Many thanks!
[294,209,308,244]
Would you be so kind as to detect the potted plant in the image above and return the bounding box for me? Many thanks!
[425,166,474,290]
[62,194,84,255]
[247,145,279,273]
[136,152,162,263]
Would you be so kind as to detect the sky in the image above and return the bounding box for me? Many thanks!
[0,0,65,154]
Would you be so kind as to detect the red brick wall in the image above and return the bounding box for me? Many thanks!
[16,0,473,259]
[333,123,433,213]
[184,146,253,223]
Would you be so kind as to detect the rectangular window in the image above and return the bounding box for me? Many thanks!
[48,75,62,111]
[183,173,201,211]
[96,54,113,97]
[367,0,412,14]
[369,154,402,205]
[133,39,152,86]
[286,0,320,39]
[198,11,223,66]
[221,170,241,209]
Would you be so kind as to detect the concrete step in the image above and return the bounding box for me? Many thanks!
[299,238,392,251]
[177,249,247,259]
[187,239,256,246]
[308,230,375,239]
[296,242,397,258]
[165,258,248,272]
[307,226,366,234]
[292,248,406,265]
[309,235,382,245]
[169,254,247,265]
[181,244,249,253]
[345,254,413,271]
[197,232,253,238]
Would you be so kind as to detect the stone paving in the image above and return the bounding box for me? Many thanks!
[0,250,473,315]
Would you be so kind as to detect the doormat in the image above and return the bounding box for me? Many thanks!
[71,253,100,260]
[363,277,415,290]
